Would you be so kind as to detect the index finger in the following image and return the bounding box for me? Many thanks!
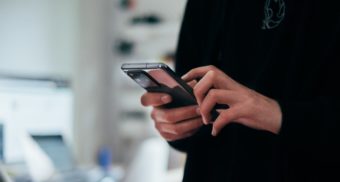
[181,65,220,81]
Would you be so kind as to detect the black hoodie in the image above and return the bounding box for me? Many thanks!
[171,0,340,181]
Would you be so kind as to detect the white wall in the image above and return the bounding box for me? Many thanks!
[133,0,186,21]
[0,0,119,166]
[0,0,77,78]
[73,0,119,165]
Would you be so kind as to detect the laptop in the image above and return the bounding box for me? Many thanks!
[23,134,89,182]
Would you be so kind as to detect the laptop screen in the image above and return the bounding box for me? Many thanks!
[31,135,74,172]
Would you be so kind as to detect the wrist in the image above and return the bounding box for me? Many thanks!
[268,99,283,134]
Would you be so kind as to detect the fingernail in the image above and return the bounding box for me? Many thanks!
[181,74,188,80]
[161,95,171,103]
[211,127,217,136]
[196,107,201,115]
[202,116,208,125]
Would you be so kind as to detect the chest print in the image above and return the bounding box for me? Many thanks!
[262,0,286,29]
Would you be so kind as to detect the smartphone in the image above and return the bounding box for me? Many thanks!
[121,63,225,120]
[121,63,196,108]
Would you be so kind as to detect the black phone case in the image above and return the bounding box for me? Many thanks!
[146,85,196,108]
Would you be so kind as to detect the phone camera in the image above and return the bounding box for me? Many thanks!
[131,72,158,88]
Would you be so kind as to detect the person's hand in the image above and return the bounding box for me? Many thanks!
[182,65,282,136]
[141,92,203,141]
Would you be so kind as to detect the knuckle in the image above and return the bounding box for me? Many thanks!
[154,122,161,131]
[200,103,208,113]
[207,71,219,83]
[150,109,158,120]
[171,126,181,135]
[140,95,148,106]
[248,96,257,106]
[163,112,174,122]
[220,110,235,121]
[243,90,257,106]
[220,111,229,119]
[208,70,217,78]
[200,107,210,117]
[194,85,204,98]
[208,89,218,98]
[208,65,217,71]
[193,87,200,98]
[249,90,258,100]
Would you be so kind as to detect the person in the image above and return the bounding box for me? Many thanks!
[141,0,340,181]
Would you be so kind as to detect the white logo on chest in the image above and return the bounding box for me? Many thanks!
[262,0,286,29]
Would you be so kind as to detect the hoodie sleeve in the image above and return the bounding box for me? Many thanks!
[278,40,340,164]
[168,125,212,152]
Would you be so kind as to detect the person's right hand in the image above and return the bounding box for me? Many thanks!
[141,92,203,141]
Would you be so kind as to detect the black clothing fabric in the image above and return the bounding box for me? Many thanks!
[171,0,340,181]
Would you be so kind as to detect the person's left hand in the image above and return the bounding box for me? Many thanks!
[182,65,282,136]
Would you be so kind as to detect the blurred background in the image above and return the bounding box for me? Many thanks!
[0,0,187,181]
